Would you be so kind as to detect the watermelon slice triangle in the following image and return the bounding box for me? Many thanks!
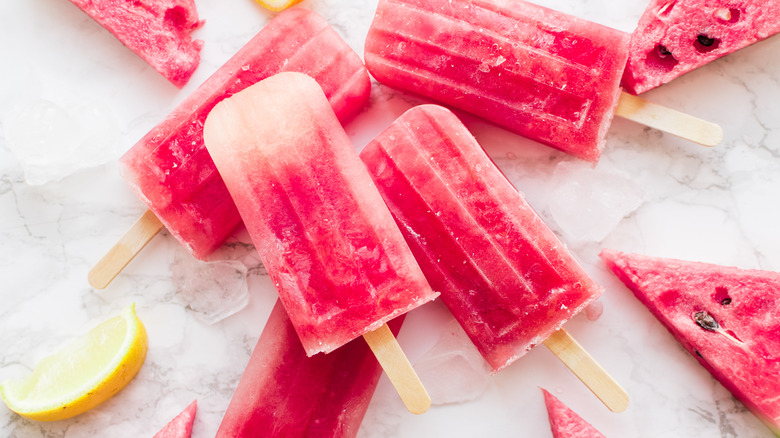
[542,389,606,438]
[67,0,204,88]
[600,249,780,436]
[154,400,197,438]
[621,0,780,94]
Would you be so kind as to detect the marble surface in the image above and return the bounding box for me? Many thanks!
[1,0,779,437]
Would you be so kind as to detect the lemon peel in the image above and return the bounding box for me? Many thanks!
[254,0,304,12]
[0,304,148,421]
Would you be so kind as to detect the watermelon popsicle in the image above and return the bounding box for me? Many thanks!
[89,8,371,289]
[217,300,403,437]
[203,72,438,414]
[364,0,722,162]
[360,105,628,412]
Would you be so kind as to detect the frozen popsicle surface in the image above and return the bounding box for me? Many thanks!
[203,72,436,355]
[364,0,630,162]
[216,301,402,438]
[119,8,370,260]
[360,105,602,372]
[622,0,780,95]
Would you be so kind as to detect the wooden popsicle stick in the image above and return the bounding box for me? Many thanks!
[88,209,164,289]
[543,328,629,413]
[615,91,723,147]
[362,323,431,415]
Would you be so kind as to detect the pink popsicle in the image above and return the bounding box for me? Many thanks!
[203,72,435,414]
[67,0,204,87]
[118,8,370,260]
[360,104,602,372]
[203,71,436,356]
[217,301,403,438]
[364,0,629,162]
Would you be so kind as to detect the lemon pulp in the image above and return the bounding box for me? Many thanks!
[0,304,148,421]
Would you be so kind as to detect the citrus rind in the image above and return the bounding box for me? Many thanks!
[0,304,148,422]
[254,0,304,12]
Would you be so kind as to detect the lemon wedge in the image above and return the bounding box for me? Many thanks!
[0,304,148,421]
[254,0,304,12]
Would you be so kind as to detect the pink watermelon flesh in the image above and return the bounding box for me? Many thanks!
[153,400,197,438]
[542,389,606,438]
[622,0,780,94]
[600,249,780,436]
[67,0,204,88]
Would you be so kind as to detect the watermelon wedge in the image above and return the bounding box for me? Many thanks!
[67,0,204,88]
[154,400,197,438]
[542,389,606,438]
[621,0,780,94]
[600,249,780,436]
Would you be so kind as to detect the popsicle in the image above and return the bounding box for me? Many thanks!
[360,104,628,412]
[203,72,437,414]
[217,300,403,437]
[622,0,780,95]
[364,0,722,162]
[66,0,204,88]
[89,8,371,289]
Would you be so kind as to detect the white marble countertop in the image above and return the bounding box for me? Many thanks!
[1,0,779,437]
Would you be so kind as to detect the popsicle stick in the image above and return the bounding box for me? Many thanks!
[88,209,164,289]
[543,328,629,413]
[615,92,723,147]
[362,323,431,415]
